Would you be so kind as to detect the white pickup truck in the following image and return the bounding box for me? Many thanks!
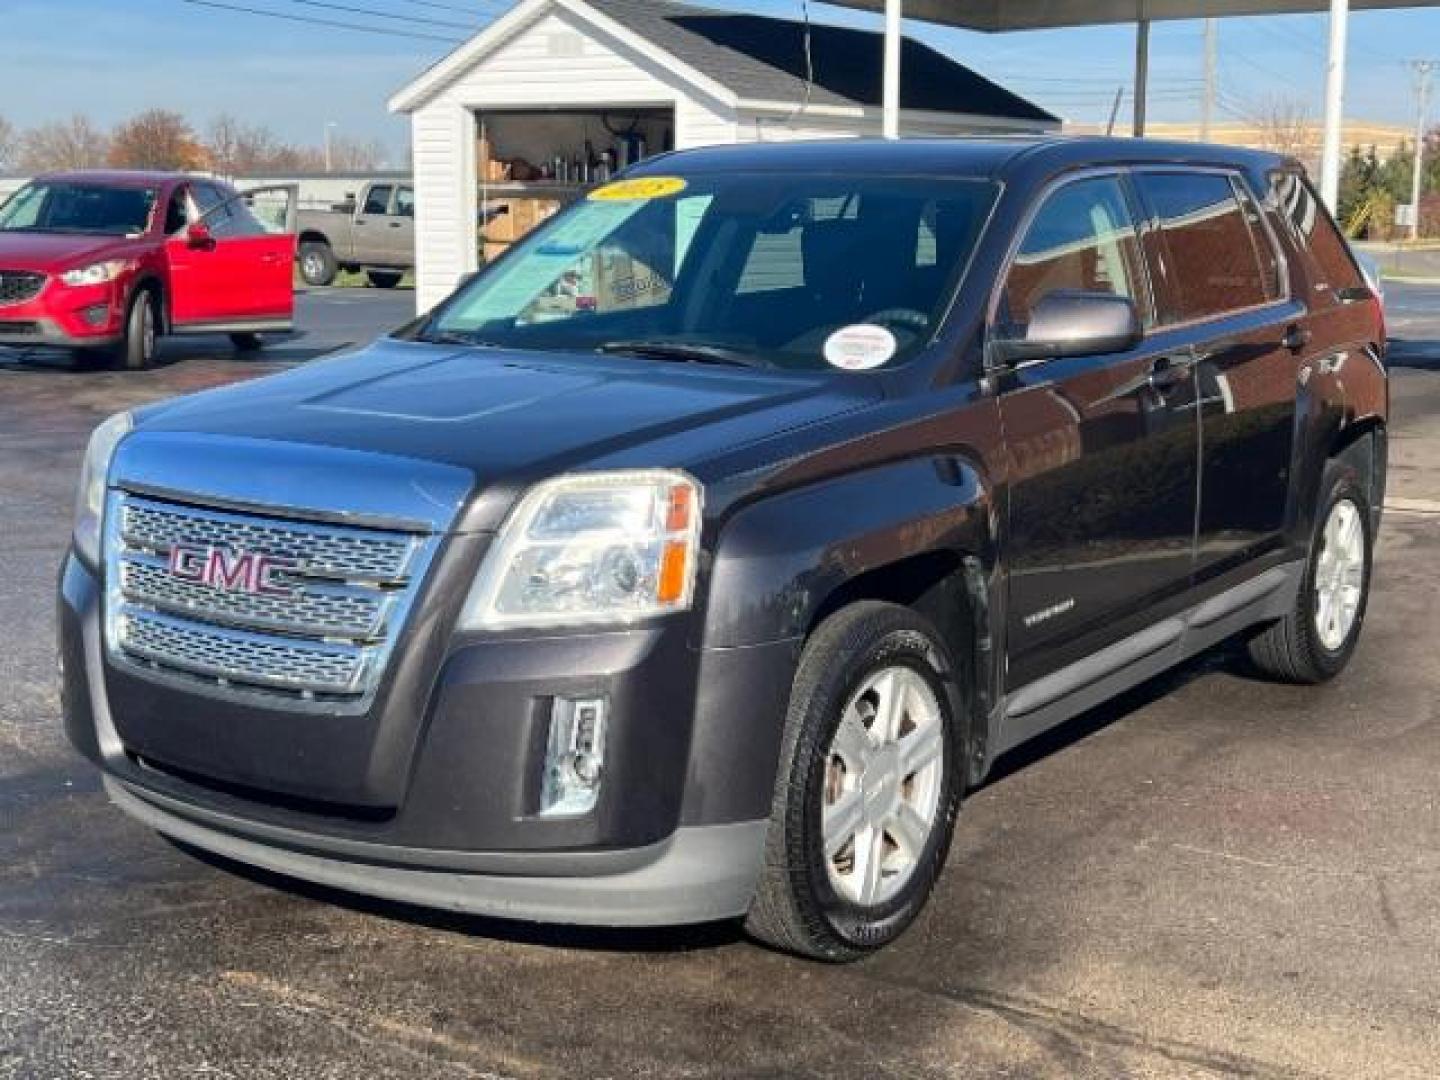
[295,180,414,288]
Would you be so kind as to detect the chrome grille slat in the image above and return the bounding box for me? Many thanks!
[119,610,367,695]
[121,500,417,582]
[105,493,436,705]
[119,554,394,640]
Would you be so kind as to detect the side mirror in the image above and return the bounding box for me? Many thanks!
[185,222,213,248]
[993,291,1141,365]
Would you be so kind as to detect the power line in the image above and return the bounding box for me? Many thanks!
[280,0,477,32]
[174,0,465,44]
[393,0,507,12]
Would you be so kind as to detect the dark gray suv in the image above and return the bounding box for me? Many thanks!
[60,139,1387,960]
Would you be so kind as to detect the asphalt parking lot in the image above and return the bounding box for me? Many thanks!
[2,285,1438,1079]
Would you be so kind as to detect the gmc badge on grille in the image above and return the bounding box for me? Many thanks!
[168,544,299,597]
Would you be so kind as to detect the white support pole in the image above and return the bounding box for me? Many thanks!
[1201,18,1217,142]
[1134,18,1150,138]
[1319,0,1350,210]
[883,0,902,139]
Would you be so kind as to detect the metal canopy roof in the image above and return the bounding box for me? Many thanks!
[823,0,1435,210]
[825,0,1421,31]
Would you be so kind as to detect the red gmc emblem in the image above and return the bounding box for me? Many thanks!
[167,543,299,597]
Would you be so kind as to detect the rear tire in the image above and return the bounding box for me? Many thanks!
[365,269,404,289]
[1248,459,1374,684]
[745,601,964,962]
[298,241,338,287]
[115,289,158,371]
[229,332,263,352]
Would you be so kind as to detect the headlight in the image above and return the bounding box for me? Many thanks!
[73,411,132,566]
[459,470,702,630]
[60,260,133,287]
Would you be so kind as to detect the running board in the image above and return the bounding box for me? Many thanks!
[994,563,1302,757]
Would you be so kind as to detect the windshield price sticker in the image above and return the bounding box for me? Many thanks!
[824,324,897,371]
[589,177,688,202]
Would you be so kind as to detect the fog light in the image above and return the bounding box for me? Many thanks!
[81,304,110,327]
[540,696,607,817]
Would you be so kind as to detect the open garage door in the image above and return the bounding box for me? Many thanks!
[474,107,674,263]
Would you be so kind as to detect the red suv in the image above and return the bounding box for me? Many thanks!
[0,172,296,369]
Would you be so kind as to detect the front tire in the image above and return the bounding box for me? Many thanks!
[745,602,964,962]
[115,289,158,371]
[1248,460,1374,683]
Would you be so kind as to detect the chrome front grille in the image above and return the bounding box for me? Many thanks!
[0,271,45,306]
[122,499,414,582]
[105,493,437,705]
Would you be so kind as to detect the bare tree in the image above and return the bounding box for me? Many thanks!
[0,115,16,172]
[205,114,306,175]
[17,115,110,172]
[108,109,207,171]
[326,135,390,171]
[1254,96,1313,159]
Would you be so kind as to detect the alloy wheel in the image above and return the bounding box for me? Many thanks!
[821,665,945,907]
[1314,496,1366,651]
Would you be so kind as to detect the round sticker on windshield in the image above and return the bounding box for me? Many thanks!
[824,324,897,371]
[589,177,688,201]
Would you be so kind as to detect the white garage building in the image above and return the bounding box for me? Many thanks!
[389,0,1056,312]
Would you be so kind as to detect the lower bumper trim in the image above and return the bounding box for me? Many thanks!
[105,776,767,927]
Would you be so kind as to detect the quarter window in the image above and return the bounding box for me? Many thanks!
[1001,174,1146,332]
[1271,172,1364,293]
[1135,172,1273,322]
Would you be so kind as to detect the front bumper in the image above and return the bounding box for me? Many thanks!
[60,548,797,926]
[0,280,124,348]
[105,776,765,926]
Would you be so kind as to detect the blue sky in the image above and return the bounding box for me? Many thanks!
[3,0,1435,162]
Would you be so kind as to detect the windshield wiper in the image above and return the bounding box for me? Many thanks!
[415,328,502,348]
[596,339,773,369]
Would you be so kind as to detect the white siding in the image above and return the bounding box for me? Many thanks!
[408,6,737,310]
[735,107,1054,142]
[411,102,474,310]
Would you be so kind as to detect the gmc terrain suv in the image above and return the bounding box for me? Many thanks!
[60,139,1387,961]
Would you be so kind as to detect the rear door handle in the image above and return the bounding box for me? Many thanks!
[1282,324,1312,351]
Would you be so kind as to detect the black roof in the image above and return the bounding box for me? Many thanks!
[586,0,1056,124]
[631,136,1291,179]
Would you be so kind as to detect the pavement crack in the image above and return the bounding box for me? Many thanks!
[219,969,539,1079]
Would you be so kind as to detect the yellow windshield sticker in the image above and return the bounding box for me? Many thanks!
[589,177,688,202]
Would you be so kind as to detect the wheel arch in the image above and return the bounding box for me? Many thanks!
[698,456,1001,792]
[127,274,167,334]
[298,230,332,248]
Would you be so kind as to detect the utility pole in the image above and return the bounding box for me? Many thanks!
[1200,18,1218,142]
[324,121,338,174]
[1409,60,1435,242]
[1105,87,1125,137]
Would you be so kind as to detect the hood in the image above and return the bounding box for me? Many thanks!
[132,337,880,530]
[0,231,144,273]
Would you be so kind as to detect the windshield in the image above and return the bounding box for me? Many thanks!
[425,172,997,371]
[0,182,159,237]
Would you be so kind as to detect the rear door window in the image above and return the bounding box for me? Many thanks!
[1001,173,1148,333]
[1135,171,1275,323]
